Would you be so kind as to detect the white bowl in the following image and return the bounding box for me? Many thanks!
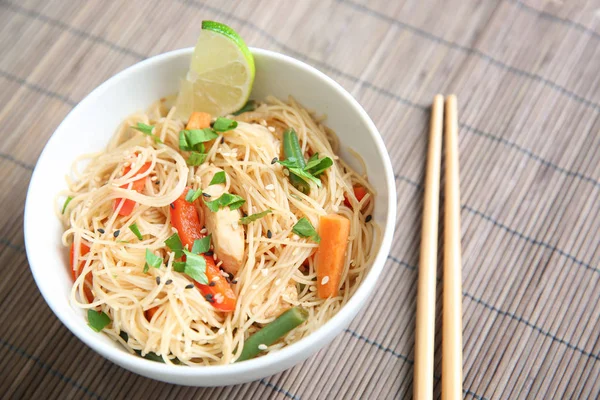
[24,48,396,386]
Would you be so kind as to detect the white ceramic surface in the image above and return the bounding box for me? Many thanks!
[24,47,397,386]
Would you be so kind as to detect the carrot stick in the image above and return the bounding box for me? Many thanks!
[315,214,350,298]
[186,112,212,130]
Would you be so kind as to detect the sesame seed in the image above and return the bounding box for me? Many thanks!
[231,279,238,284]
[209,281,216,287]
[212,276,219,282]
[156,276,161,285]
[271,157,278,164]
[202,192,211,198]
[218,327,225,335]
[213,253,218,261]
[321,276,330,285]
[268,126,276,132]
[220,270,229,278]
[150,176,158,181]
[170,203,175,209]
[309,285,317,292]
[366,215,373,222]
[185,284,194,289]
[205,251,214,256]
[113,230,120,238]
[214,293,224,304]
[200,228,207,234]
[267,230,272,239]
[97,228,105,234]
[165,279,173,285]
[265,184,275,190]
[259,119,267,126]
[216,261,224,268]
[258,344,268,350]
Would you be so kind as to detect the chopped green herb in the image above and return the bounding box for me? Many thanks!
[132,122,163,143]
[240,209,272,224]
[212,117,238,132]
[277,155,330,187]
[292,217,321,243]
[133,122,153,135]
[129,223,143,240]
[182,250,208,285]
[62,196,73,214]
[276,158,300,169]
[173,261,186,273]
[191,235,211,254]
[232,100,257,116]
[307,153,319,164]
[179,130,190,151]
[288,167,322,187]
[179,129,218,151]
[185,187,203,203]
[144,249,163,273]
[88,309,111,332]
[304,154,333,176]
[204,193,245,212]
[209,171,226,186]
[186,151,207,166]
[164,233,184,258]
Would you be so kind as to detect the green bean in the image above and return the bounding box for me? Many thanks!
[282,128,310,194]
[237,307,309,362]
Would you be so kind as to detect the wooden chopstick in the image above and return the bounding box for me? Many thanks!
[414,94,444,400]
[442,94,463,399]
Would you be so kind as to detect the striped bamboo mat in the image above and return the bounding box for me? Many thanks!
[1,0,600,398]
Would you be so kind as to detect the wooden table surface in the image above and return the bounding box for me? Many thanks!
[1,0,600,398]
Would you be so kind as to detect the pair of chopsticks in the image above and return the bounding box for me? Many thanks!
[414,95,462,400]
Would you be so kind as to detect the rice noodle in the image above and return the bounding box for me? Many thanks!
[59,96,379,365]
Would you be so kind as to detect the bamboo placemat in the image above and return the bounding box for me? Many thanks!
[1,0,600,398]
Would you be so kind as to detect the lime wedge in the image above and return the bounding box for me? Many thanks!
[174,21,255,119]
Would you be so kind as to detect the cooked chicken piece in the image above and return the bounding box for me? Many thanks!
[198,167,245,275]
